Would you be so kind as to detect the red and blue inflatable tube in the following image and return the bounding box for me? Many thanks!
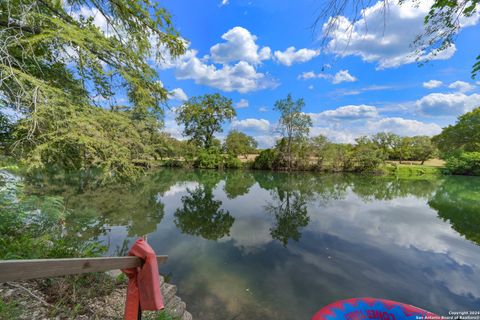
[312,298,440,320]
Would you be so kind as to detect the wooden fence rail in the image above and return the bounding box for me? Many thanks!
[0,256,168,283]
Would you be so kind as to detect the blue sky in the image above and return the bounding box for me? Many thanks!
[104,0,480,147]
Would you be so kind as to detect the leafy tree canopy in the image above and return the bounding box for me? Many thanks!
[224,130,257,158]
[1,0,185,116]
[433,107,480,155]
[176,93,236,148]
[274,94,312,170]
[1,0,186,178]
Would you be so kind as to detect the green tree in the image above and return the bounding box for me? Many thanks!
[253,148,279,170]
[371,132,400,160]
[410,136,436,164]
[273,94,312,170]
[352,136,384,172]
[1,0,185,178]
[224,130,257,158]
[328,143,354,171]
[444,152,480,176]
[12,106,170,178]
[433,108,480,175]
[309,135,330,169]
[433,107,480,155]
[390,137,412,163]
[176,93,236,148]
[1,0,185,120]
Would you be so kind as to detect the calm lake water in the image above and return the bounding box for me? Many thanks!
[27,169,480,319]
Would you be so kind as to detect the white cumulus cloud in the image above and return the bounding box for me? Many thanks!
[448,81,476,93]
[298,71,329,80]
[298,70,357,84]
[231,118,271,132]
[169,88,188,101]
[332,70,357,84]
[322,0,479,69]
[306,104,442,143]
[423,80,443,89]
[368,117,442,136]
[165,49,277,93]
[274,47,320,66]
[235,99,249,109]
[210,27,271,65]
[71,6,110,36]
[311,105,378,121]
[416,92,480,116]
[158,33,278,93]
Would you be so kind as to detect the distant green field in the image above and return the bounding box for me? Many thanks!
[382,163,443,177]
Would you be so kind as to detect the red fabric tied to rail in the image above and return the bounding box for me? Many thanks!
[122,238,164,320]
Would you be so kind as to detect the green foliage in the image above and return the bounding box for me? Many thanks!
[0,299,22,319]
[371,132,399,159]
[413,0,479,78]
[309,135,329,168]
[410,136,437,164]
[433,107,480,156]
[351,136,384,172]
[445,152,480,176]
[195,147,242,169]
[387,164,442,177]
[0,0,185,117]
[372,132,437,163]
[176,93,236,148]
[223,171,256,198]
[253,148,279,170]
[432,108,480,176]
[0,113,13,154]
[267,190,309,246]
[224,154,243,169]
[429,176,480,245]
[224,130,257,157]
[274,94,312,170]
[390,136,412,163]
[1,0,186,180]
[149,311,181,320]
[0,171,106,259]
[13,105,152,180]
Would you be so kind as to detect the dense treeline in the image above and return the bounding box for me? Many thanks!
[253,133,438,172]
[2,91,480,176]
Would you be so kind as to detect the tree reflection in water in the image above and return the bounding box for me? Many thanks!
[266,189,309,246]
[24,168,480,251]
[223,170,256,199]
[174,185,235,240]
[429,176,480,246]
[260,174,312,246]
